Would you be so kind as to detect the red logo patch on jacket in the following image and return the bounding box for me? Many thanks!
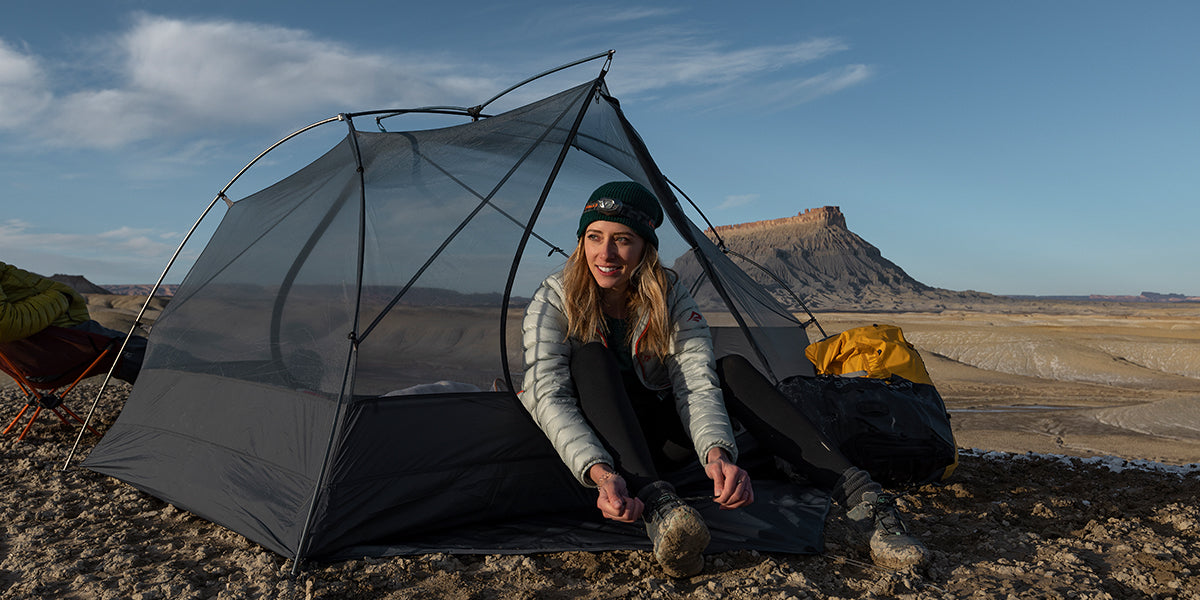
[687,311,703,322]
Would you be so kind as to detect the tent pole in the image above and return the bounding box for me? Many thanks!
[62,116,345,471]
[607,96,782,382]
[61,193,224,470]
[666,179,825,338]
[357,83,592,342]
[469,50,613,118]
[372,50,614,128]
[720,249,826,339]
[499,73,609,393]
[290,115,369,573]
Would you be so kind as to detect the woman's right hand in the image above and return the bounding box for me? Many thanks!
[590,465,644,522]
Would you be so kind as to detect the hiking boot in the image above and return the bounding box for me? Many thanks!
[846,491,929,570]
[639,481,710,578]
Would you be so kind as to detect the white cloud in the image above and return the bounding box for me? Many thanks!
[0,219,186,282]
[0,39,52,127]
[718,194,758,210]
[602,34,860,95]
[24,14,504,148]
[3,12,871,149]
[592,7,685,24]
[753,63,875,107]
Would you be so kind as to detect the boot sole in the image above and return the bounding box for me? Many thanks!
[869,530,930,570]
[652,505,710,578]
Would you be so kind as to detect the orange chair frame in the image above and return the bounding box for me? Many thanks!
[0,327,114,442]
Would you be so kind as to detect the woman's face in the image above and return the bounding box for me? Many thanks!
[583,220,646,295]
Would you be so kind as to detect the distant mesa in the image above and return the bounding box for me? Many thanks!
[101,284,179,297]
[44,274,177,297]
[707,205,848,233]
[1014,291,1200,303]
[675,206,995,312]
[686,207,1199,311]
[1090,292,1200,303]
[47,274,111,295]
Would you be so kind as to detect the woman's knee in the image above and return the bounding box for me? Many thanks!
[717,354,755,379]
[717,354,771,395]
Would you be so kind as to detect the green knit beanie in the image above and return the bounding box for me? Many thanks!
[576,181,664,248]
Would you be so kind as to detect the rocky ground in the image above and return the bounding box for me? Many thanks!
[3,301,1199,599]
[1,380,1197,600]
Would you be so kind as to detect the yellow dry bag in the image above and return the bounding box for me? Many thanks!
[805,323,933,385]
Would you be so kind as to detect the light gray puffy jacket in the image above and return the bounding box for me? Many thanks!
[519,270,738,486]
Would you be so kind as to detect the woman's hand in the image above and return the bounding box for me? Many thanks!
[590,464,644,523]
[705,447,754,510]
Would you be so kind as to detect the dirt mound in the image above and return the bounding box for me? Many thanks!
[83,294,169,336]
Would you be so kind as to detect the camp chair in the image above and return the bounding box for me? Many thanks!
[0,326,115,442]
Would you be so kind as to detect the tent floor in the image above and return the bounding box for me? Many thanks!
[322,479,829,560]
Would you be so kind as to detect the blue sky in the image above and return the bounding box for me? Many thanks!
[2,1,1197,296]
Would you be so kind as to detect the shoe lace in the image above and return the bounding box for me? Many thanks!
[871,493,910,536]
[647,492,682,521]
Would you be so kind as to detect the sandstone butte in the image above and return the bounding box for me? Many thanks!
[706,205,847,236]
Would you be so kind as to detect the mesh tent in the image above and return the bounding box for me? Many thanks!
[80,55,823,564]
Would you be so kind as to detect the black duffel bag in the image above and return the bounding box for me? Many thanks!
[777,374,958,487]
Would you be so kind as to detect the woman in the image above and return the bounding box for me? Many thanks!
[519,182,927,577]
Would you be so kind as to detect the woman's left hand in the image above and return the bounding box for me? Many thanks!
[704,447,754,509]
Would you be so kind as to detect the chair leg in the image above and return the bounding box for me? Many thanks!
[17,406,43,442]
[49,407,74,427]
[4,404,32,435]
[5,377,102,442]
[54,405,101,437]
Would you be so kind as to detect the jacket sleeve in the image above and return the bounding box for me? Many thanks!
[519,277,613,486]
[663,280,739,466]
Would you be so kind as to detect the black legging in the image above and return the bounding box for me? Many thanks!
[571,342,688,494]
[716,354,853,490]
[570,343,853,495]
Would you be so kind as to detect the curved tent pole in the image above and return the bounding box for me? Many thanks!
[374,50,614,129]
[499,66,612,394]
[717,249,826,339]
[603,95,783,382]
[356,96,586,341]
[61,116,346,471]
[373,107,481,131]
[666,178,825,338]
[359,55,615,342]
[469,50,614,118]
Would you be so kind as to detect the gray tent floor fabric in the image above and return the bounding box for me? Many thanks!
[88,371,828,560]
[320,480,829,561]
[314,418,832,559]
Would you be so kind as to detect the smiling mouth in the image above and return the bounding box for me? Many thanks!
[596,265,621,275]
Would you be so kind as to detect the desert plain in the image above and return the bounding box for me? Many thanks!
[1,295,1198,599]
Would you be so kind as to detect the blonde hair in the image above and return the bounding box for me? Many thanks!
[562,237,674,360]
